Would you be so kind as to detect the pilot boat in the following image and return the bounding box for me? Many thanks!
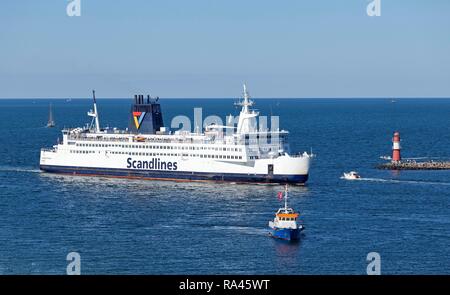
[268,185,304,241]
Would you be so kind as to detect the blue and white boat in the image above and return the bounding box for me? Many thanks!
[269,185,304,241]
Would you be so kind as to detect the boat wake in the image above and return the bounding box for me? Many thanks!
[0,166,41,174]
[212,225,269,236]
[357,177,450,186]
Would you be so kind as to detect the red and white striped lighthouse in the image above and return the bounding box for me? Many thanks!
[392,131,401,163]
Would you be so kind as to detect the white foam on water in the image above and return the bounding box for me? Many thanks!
[358,177,450,186]
[0,166,41,174]
[212,225,269,236]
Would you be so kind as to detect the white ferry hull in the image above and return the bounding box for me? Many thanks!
[40,151,310,184]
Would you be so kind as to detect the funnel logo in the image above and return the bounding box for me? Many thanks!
[133,112,146,129]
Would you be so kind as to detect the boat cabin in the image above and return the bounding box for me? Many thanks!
[270,207,300,229]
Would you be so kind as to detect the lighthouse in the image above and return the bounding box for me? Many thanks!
[392,131,401,163]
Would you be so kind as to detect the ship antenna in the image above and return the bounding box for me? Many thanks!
[93,90,101,133]
[88,90,101,133]
[284,184,288,210]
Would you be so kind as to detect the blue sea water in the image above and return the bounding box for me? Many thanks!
[0,98,449,274]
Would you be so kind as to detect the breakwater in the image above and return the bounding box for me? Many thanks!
[377,161,450,170]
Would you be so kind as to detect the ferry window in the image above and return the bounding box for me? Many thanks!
[239,156,242,159]
[227,155,230,159]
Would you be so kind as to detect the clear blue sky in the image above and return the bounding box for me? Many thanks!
[0,0,449,98]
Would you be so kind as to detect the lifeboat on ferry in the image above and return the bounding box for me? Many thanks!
[134,136,146,142]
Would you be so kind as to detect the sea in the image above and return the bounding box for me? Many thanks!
[0,98,449,274]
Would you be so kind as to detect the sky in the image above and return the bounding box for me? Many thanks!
[0,0,449,98]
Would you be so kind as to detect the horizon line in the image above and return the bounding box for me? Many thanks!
[1,97,450,100]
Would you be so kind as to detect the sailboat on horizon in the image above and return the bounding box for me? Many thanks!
[46,103,55,128]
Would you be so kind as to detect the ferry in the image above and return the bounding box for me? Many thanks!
[39,85,313,184]
[269,185,304,241]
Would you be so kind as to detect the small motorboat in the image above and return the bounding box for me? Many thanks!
[269,185,304,241]
[342,171,361,180]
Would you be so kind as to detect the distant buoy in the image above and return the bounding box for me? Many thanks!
[392,131,401,163]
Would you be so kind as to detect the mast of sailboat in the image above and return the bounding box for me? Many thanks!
[48,103,54,124]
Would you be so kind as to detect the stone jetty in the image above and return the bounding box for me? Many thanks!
[377,160,450,170]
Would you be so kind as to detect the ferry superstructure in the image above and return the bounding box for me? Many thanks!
[40,86,313,184]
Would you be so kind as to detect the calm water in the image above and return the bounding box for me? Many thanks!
[0,98,449,274]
